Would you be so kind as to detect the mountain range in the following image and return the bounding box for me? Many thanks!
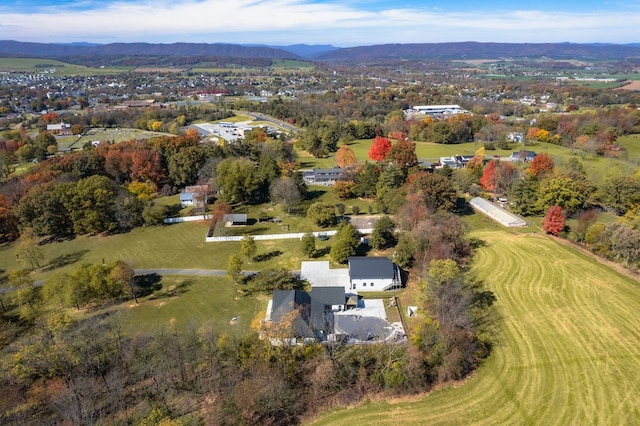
[1,40,640,62]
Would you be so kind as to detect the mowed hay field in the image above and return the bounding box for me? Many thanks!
[312,230,640,425]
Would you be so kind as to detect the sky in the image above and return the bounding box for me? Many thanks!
[1,0,638,47]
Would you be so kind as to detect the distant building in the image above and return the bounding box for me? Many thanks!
[180,185,210,208]
[302,168,346,185]
[46,121,72,136]
[509,150,537,162]
[406,104,468,118]
[222,214,248,227]
[507,132,524,143]
[437,155,474,169]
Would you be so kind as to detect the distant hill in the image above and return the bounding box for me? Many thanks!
[0,40,300,59]
[269,44,339,59]
[3,40,640,64]
[316,42,640,61]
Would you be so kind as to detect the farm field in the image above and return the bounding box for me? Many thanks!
[0,57,130,75]
[312,229,640,425]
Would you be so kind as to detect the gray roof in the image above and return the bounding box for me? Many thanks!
[348,257,395,280]
[270,290,315,338]
[310,287,346,306]
[223,214,247,223]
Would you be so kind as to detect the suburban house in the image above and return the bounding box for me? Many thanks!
[46,121,72,136]
[507,132,524,143]
[348,256,402,291]
[302,168,346,185]
[222,214,248,227]
[265,257,405,344]
[300,257,401,293]
[179,185,210,208]
[509,150,537,162]
[437,155,474,169]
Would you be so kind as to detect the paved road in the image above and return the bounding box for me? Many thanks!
[235,110,300,133]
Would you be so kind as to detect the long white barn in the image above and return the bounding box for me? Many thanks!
[411,104,467,116]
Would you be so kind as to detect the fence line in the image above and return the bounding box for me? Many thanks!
[205,228,374,243]
[163,215,212,224]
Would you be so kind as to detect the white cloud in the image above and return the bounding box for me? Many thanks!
[0,0,638,45]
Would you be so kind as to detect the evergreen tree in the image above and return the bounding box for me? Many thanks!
[330,222,360,264]
[301,232,316,258]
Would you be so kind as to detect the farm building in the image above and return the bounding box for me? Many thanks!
[470,197,526,227]
[46,121,72,135]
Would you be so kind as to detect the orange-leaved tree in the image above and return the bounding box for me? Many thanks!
[527,152,554,178]
[336,145,357,169]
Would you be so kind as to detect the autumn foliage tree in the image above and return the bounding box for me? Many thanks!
[479,160,498,191]
[543,205,565,236]
[527,153,554,178]
[386,139,417,169]
[336,144,358,169]
[368,135,392,161]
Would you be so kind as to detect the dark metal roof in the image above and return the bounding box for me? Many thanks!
[348,257,394,280]
[310,287,346,306]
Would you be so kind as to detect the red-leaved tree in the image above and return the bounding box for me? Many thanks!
[543,205,565,236]
[527,152,554,178]
[479,160,498,191]
[368,135,392,162]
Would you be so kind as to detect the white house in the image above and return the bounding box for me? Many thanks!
[300,257,401,293]
[348,257,401,291]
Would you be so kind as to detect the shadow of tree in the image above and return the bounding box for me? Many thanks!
[313,247,331,258]
[134,273,163,297]
[355,244,372,256]
[44,250,89,271]
[469,237,488,249]
[165,204,183,218]
[254,250,283,262]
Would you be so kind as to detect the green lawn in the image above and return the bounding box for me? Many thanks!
[0,218,346,284]
[618,134,640,163]
[111,275,267,336]
[312,229,640,425]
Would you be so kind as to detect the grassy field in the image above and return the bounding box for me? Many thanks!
[56,127,172,150]
[617,134,640,163]
[110,275,267,336]
[312,229,640,425]
[0,58,130,75]
[297,139,640,184]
